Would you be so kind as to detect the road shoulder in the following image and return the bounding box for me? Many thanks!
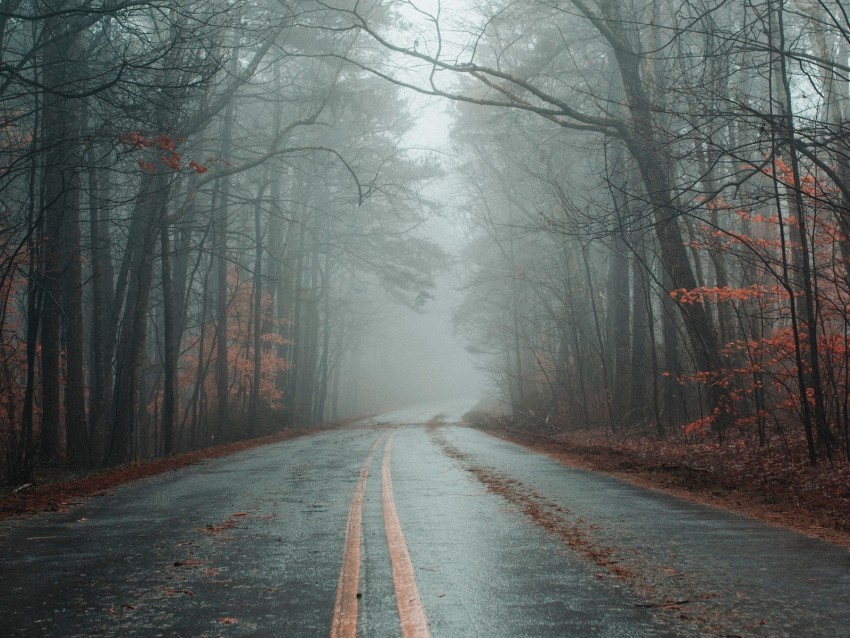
[475,423,850,549]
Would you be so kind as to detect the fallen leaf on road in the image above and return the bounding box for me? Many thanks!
[172,559,206,568]
[201,520,237,534]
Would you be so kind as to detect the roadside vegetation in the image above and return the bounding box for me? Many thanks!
[469,411,850,547]
[0,2,444,484]
[443,1,850,543]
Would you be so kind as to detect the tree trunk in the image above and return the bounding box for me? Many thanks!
[85,133,115,465]
[295,250,321,424]
[160,223,177,455]
[213,98,235,438]
[314,258,333,423]
[40,8,88,467]
[772,1,832,460]
[629,231,652,429]
[248,189,266,436]
[589,0,730,426]
[605,230,630,428]
[106,171,170,465]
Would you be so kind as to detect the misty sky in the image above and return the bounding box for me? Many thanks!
[351,95,490,412]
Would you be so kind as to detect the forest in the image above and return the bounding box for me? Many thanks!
[2,0,850,485]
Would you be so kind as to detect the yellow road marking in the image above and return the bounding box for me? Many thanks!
[330,432,387,638]
[382,431,431,638]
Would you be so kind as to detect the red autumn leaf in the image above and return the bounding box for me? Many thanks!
[137,158,156,173]
[188,160,208,174]
[161,152,182,171]
[155,134,175,151]
[121,130,150,148]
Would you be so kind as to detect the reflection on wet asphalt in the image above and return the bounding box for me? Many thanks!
[1,403,848,637]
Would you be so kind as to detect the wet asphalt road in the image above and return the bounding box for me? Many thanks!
[1,402,849,637]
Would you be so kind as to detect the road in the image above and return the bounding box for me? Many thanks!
[1,401,849,637]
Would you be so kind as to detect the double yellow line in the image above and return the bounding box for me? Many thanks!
[330,430,431,638]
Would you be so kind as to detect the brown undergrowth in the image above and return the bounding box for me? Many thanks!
[0,426,331,519]
[475,418,850,549]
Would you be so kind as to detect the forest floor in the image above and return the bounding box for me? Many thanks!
[0,425,333,519]
[473,417,850,549]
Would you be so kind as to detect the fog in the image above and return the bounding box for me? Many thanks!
[342,96,488,414]
[5,1,850,477]
[349,260,489,414]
